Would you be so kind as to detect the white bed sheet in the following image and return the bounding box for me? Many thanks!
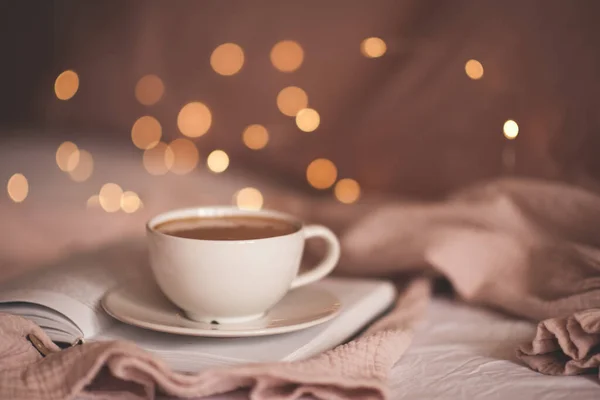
[197,298,600,400]
[1,138,598,399]
[388,299,599,399]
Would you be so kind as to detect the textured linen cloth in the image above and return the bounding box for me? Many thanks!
[1,177,599,399]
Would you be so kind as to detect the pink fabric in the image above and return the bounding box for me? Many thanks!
[0,280,429,400]
[1,177,600,399]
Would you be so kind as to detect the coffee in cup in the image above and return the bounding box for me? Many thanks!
[146,207,340,324]
[154,215,298,241]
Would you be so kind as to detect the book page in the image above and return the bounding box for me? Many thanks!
[0,238,151,338]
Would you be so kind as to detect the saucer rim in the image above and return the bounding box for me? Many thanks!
[101,286,341,338]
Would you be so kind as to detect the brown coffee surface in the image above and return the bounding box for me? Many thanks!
[155,216,298,240]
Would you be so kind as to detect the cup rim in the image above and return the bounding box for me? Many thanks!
[146,206,303,242]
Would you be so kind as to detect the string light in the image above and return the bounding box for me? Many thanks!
[7,173,28,203]
[56,142,80,172]
[54,70,79,100]
[270,40,304,72]
[296,108,320,132]
[131,116,162,150]
[69,150,94,182]
[277,86,308,117]
[235,187,263,210]
[135,74,164,105]
[503,120,519,140]
[465,59,484,80]
[360,38,387,58]
[306,158,337,189]
[210,43,245,76]
[120,191,142,213]
[168,138,199,175]
[143,142,174,175]
[242,124,269,150]
[177,102,212,137]
[99,183,123,213]
[334,179,361,204]
[86,195,100,209]
[207,150,229,173]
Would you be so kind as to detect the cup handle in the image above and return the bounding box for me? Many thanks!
[290,225,341,289]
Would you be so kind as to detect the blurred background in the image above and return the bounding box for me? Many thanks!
[1,0,600,222]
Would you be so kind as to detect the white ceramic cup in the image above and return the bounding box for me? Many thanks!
[146,206,341,323]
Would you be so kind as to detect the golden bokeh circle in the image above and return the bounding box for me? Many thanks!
[69,150,94,182]
[277,86,308,117]
[306,158,337,189]
[210,43,245,76]
[295,108,320,132]
[135,74,165,105]
[7,173,28,203]
[121,191,142,213]
[56,141,80,172]
[270,40,304,72]
[503,120,519,140]
[177,102,212,138]
[465,59,484,80]
[168,138,200,175]
[143,142,175,175]
[99,183,123,213]
[54,70,79,100]
[235,187,264,210]
[242,124,269,150]
[360,38,387,58]
[131,116,162,150]
[207,150,229,173]
[334,179,361,204]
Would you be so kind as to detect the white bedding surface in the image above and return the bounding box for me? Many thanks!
[1,139,598,399]
[198,298,600,400]
[388,299,599,399]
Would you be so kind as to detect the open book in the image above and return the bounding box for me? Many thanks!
[0,239,396,372]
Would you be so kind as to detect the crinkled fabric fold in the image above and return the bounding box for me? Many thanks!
[335,178,600,380]
[0,280,432,400]
[517,308,600,377]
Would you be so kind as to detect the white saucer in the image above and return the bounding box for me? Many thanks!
[101,282,341,337]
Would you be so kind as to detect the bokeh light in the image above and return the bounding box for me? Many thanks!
[360,37,387,58]
[334,179,361,204]
[56,141,80,172]
[66,149,81,172]
[143,142,174,175]
[99,183,123,213]
[270,40,304,72]
[69,150,94,182]
[135,74,164,105]
[131,116,162,150]
[295,108,320,132]
[86,195,99,209]
[207,150,229,173]
[465,59,484,80]
[7,173,28,203]
[503,120,519,140]
[168,138,199,175]
[121,191,142,213]
[210,43,245,76]
[242,124,269,150]
[306,158,337,189]
[54,70,79,100]
[277,86,308,117]
[177,102,212,138]
[235,187,263,210]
